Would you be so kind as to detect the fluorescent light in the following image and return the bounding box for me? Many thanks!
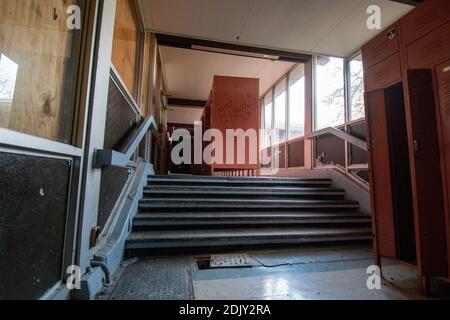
[191,45,280,60]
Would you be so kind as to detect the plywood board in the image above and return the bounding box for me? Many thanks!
[0,0,82,143]
[112,0,139,99]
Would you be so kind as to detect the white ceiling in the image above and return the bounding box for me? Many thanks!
[160,46,295,100]
[139,0,413,57]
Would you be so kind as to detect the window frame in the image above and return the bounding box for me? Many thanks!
[258,52,367,177]
[262,89,274,149]
[312,52,366,132]
[346,52,365,122]
[111,0,146,111]
[273,77,288,145]
[260,63,306,148]
[311,52,368,186]
[287,64,306,140]
[313,55,346,131]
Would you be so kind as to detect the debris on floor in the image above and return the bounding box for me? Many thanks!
[98,246,435,300]
[210,254,258,269]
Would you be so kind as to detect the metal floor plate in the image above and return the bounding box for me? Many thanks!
[108,257,193,300]
[210,254,258,268]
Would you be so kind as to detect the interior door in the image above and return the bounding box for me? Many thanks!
[366,89,396,259]
[435,61,450,277]
[384,84,416,262]
[407,69,448,277]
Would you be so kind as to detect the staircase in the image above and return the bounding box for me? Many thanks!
[125,175,372,255]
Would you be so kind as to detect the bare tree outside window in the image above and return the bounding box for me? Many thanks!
[0,53,18,128]
[349,54,365,120]
[0,54,18,101]
[0,78,11,98]
[315,56,345,130]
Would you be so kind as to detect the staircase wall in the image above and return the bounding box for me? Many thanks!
[260,168,371,214]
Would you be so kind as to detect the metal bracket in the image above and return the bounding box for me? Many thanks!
[93,116,158,168]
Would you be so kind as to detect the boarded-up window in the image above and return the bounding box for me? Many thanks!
[112,0,140,100]
[0,0,85,143]
[140,34,152,115]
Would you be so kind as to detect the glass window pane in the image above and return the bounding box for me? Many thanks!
[0,0,85,143]
[349,53,365,120]
[112,0,140,100]
[288,64,305,139]
[263,91,273,147]
[260,100,264,148]
[274,78,287,144]
[315,56,345,130]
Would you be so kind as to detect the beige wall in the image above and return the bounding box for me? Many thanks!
[167,106,203,125]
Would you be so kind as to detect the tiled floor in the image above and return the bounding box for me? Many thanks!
[191,246,424,300]
[99,245,447,300]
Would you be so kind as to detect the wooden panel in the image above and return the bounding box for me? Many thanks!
[384,84,416,262]
[407,70,448,277]
[277,144,286,169]
[288,139,305,168]
[407,21,450,69]
[211,76,260,170]
[112,0,139,99]
[365,53,402,92]
[435,60,450,277]
[348,122,368,165]
[366,90,396,259]
[361,24,399,70]
[400,0,450,46]
[0,0,84,143]
[315,133,345,167]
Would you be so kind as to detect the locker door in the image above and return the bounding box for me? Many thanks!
[366,89,396,259]
[407,70,448,277]
[435,61,450,277]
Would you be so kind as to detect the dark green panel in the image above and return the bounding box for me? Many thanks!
[98,80,137,231]
[0,152,70,300]
[104,79,139,150]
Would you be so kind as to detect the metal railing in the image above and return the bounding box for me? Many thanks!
[93,115,158,168]
[305,127,367,151]
[305,125,369,187]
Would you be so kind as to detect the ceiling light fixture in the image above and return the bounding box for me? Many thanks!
[191,45,280,61]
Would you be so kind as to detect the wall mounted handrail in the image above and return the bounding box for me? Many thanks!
[93,115,158,168]
[305,127,368,151]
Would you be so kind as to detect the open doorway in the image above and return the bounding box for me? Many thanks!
[384,83,416,263]
[168,125,195,175]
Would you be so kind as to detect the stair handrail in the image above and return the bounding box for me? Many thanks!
[305,127,368,151]
[93,115,158,168]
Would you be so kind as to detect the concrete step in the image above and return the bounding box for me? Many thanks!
[132,211,372,230]
[139,198,360,212]
[127,175,370,255]
[148,177,332,188]
[143,186,346,200]
[156,175,331,182]
[125,227,373,250]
